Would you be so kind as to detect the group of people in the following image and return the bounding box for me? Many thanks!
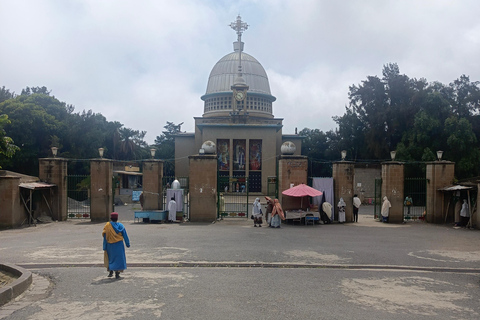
[251,197,285,228]
[319,194,362,224]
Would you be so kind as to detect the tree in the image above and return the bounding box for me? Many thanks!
[0,114,20,168]
[154,121,183,176]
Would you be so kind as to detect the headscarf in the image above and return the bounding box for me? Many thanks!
[460,199,469,217]
[252,198,262,216]
[337,198,346,208]
[381,196,391,217]
[271,199,285,220]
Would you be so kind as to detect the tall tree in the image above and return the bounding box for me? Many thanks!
[0,114,20,168]
[154,121,183,176]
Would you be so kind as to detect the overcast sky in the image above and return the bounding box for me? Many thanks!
[1,0,480,144]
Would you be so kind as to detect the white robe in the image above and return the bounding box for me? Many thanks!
[168,200,177,221]
[381,197,391,217]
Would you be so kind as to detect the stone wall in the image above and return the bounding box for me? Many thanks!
[278,156,308,210]
[189,154,217,222]
[0,173,22,228]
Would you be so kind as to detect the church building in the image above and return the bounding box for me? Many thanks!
[174,15,302,194]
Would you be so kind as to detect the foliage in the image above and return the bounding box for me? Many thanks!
[0,114,20,168]
[154,121,183,176]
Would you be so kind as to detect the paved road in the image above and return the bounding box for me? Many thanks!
[1,205,480,319]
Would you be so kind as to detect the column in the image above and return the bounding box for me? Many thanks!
[381,161,404,223]
[39,158,68,221]
[278,155,308,210]
[0,172,22,228]
[189,154,217,222]
[142,160,164,210]
[90,159,113,221]
[426,161,455,223]
[332,161,355,222]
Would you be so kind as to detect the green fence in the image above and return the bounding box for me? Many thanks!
[67,175,90,219]
[403,178,427,221]
[218,175,249,218]
[374,178,382,220]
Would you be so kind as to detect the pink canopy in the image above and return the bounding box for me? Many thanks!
[282,184,323,198]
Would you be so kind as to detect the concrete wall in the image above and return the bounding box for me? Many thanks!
[332,161,354,222]
[174,134,195,178]
[188,154,217,222]
[0,173,22,228]
[381,162,404,223]
[426,161,455,224]
[90,159,113,222]
[38,158,68,221]
[142,160,163,210]
[278,156,308,210]
[354,164,381,203]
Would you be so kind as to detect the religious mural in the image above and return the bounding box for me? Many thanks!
[249,140,262,171]
[217,139,229,170]
[233,139,246,171]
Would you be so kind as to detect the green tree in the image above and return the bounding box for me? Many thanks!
[154,121,183,176]
[0,114,20,168]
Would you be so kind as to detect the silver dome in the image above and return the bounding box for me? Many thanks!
[204,52,272,96]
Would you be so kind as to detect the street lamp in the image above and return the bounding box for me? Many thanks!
[98,148,104,159]
[437,150,443,161]
[51,147,58,158]
[150,148,156,159]
[341,150,347,161]
[390,151,396,161]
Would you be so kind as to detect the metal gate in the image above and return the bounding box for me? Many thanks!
[162,176,189,220]
[67,175,90,219]
[404,178,427,221]
[217,175,249,218]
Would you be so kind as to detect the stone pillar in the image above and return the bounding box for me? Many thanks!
[142,160,164,210]
[332,161,355,222]
[0,171,22,228]
[381,161,404,223]
[90,159,113,221]
[189,154,217,222]
[278,155,308,210]
[38,158,68,221]
[426,161,455,224]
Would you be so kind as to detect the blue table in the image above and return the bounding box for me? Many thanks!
[134,211,167,223]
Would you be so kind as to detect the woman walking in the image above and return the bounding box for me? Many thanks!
[102,212,130,279]
[252,197,263,227]
[270,199,285,228]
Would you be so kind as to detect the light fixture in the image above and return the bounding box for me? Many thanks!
[390,151,396,161]
[341,150,347,161]
[199,148,205,155]
[98,148,104,159]
[51,147,58,158]
[150,148,156,159]
[437,150,443,161]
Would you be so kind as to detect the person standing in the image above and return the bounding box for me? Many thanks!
[404,196,413,216]
[102,212,130,279]
[381,196,391,223]
[337,198,346,223]
[168,197,177,223]
[270,199,285,228]
[252,197,263,227]
[265,196,274,226]
[460,199,470,226]
[353,194,361,223]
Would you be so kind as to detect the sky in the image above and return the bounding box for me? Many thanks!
[1,0,480,144]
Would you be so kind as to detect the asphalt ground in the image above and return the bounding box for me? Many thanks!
[1,205,480,319]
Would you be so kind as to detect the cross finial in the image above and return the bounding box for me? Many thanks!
[230,15,248,40]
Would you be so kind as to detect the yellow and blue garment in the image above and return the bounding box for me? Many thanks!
[102,221,130,271]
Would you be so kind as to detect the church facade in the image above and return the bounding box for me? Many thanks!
[174,16,302,194]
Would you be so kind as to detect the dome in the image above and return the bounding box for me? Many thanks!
[201,51,276,118]
[204,52,272,95]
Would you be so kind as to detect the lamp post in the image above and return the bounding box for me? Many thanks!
[341,150,347,161]
[51,147,58,158]
[390,151,396,161]
[437,150,443,161]
[98,148,104,159]
[150,148,156,159]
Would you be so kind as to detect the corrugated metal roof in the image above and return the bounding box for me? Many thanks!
[438,185,473,191]
[19,182,56,190]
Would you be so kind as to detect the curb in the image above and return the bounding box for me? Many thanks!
[0,263,32,307]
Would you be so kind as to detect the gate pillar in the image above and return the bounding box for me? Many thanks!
[278,155,308,210]
[426,161,454,223]
[332,161,355,222]
[0,172,22,228]
[142,160,163,210]
[90,159,113,222]
[381,161,404,223]
[189,154,217,222]
[39,158,68,221]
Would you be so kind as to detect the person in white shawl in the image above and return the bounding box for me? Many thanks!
[252,197,263,227]
[337,198,346,223]
[381,196,391,222]
[168,197,177,223]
